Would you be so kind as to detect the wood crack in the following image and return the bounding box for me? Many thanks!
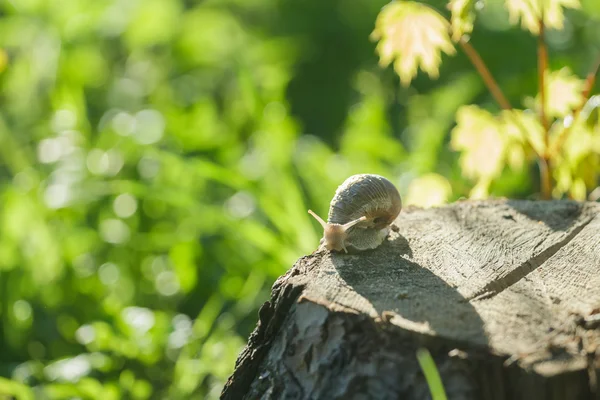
[468,216,596,301]
[224,200,600,399]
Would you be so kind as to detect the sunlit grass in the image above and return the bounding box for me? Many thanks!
[416,348,448,400]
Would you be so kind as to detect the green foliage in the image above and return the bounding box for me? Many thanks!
[0,0,598,399]
[504,0,580,34]
[448,0,476,40]
[371,1,456,86]
[533,67,584,118]
[372,0,600,199]
[416,348,448,400]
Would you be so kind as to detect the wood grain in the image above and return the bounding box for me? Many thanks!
[222,200,600,400]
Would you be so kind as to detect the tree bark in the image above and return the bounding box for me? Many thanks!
[222,200,600,400]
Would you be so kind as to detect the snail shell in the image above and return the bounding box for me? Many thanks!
[308,174,402,253]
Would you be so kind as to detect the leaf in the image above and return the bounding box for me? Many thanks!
[371,1,456,86]
[570,177,587,200]
[447,0,475,41]
[451,105,507,181]
[126,0,182,48]
[501,109,546,156]
[554,161,572,195]
[563,124,594,165]
[169,241,198,293]
[504,0,581,35]
[451,106,543,198]
[405,173,452,208]
[581,95,600,130]
[534,68,584,119]
[469,177,493,199]
[552,117,599,198]
[506,142,526,170]
[416,348,448,400]
[0,377,34,400]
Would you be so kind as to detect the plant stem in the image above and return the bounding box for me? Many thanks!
[539,158,551,200]
[537,9,552,199]
[458,38,512,110]
[416,348,448,400]
[582,55,600,99]
[538,29,549,136]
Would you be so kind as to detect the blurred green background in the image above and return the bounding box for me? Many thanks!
[0,0,599,399]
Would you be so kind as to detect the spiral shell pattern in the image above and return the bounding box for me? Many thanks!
[327,174,401,250]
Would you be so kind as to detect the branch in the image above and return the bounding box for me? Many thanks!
[537,10,552,199]
[538,158,551,200]
[582,55,600,99]
[538,28,549,138]
[458,38,512,110]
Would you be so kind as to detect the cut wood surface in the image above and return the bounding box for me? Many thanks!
[222,200,600,400]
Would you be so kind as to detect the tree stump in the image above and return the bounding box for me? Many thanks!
[222,200,600,400]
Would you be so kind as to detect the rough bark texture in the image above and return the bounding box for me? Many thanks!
[222,200,600,400]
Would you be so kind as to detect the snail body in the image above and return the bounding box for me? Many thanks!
[308,174,402,253]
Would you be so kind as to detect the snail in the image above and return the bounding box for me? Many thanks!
[308,174,402,253]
